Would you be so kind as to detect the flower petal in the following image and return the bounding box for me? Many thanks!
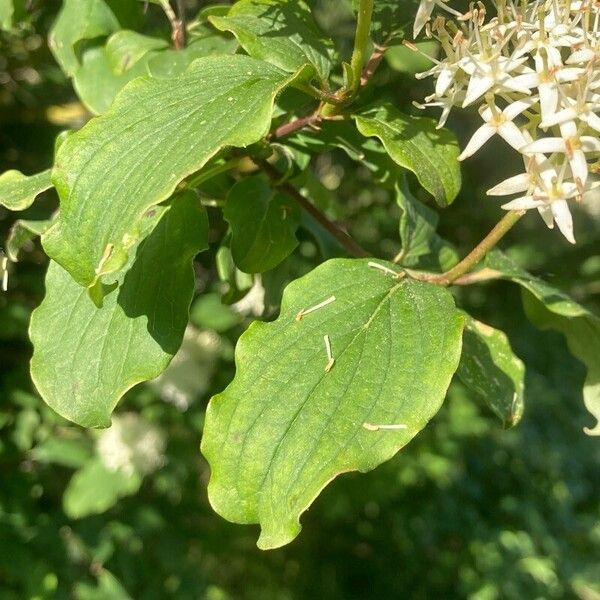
[458,123,496,160]
[498,121,528,151]
[501,196,545,210]
[521,137,566,154]
[550,199,575,243]
[487,172,531,196]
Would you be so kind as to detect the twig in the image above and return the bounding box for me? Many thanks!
[432,211,525,286]
[160,0,185,49]
[258,161,370,258]
[272,111,322,139]
[360,44,386,87]
[349,0,375,94]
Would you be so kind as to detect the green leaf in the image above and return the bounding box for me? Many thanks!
[202,258,464,549]
[30,192,208,428]
[73,45,153,115]
[0,169,52,211]
[43,55,306,289]
[105,30,168,74]
[522,293,600,436]
[63,459,141,519]
[352,0,419,45]
[6,218,53,262]
[395,177,458,270]
[354,104,462,206]
[0,0,13,30]
[31,436,93,469]
[145,30,238,78]
[485,250,600,435]
[210,0,335,81]
[224,176,301,273]
[49,0,141,76]
[457,316,525,427]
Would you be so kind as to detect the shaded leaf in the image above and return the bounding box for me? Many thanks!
[395,177,458,270]
[0,169,52,211]
[43,55,306,289]
[354,104,461,206]
[457,316,525,427]
[522,293,600,436]
[30,192,208,428]
[485,250,600,435]
[202,258,464,549]
[352,0,419,45]
[224,176,301,273]
[210,0,335,81]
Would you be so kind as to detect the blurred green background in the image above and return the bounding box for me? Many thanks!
[1,2,599,599]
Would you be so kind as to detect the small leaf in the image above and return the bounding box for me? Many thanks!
[6,218,53,261]
[354,104,461,206]
[485,250,600,435]
[43,55,307,289]
[0,169,52,211]
[202,258,464,549]
[395,177,458,270]
[49,0,141,76]
[224,176,301,273]
[63,459,141,519]
[210,0,335,81]
[457,316,525,427]
[73,45,152,115]
[30,192,208,427]
[105,30,168,74]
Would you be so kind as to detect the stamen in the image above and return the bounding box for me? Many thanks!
[295,295,336,321]
[363,422,408,431]
[323,335,335,373]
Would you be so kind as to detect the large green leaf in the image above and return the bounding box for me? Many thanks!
[202,258,464,549]
[30,192,208,428]
[395,177,458,270]
[457,316,525,427]
[485,250,600,435]
[210,0,335,81]
[224,175,301,273]
[49,0,141,76]
[0,169,52,211]
[354,104,461,206]
[43,55,306,289]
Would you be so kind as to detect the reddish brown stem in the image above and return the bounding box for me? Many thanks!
[259,161,369,258]
[360,45,386,87]
[272,112,322,139]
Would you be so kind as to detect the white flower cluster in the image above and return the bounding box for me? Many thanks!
[97,413,166,477]
[412,0,600,242]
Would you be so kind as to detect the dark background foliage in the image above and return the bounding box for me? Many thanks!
[1,1,599,598]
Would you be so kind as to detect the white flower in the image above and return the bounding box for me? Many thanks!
[413,0,600,243]
[97,413,165,476]
[458,98,535,160]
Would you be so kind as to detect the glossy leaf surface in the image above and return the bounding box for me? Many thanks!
[210,0,335,81]
[43,55,303,288]
[202,258,464,549]
[354,104,461,206]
